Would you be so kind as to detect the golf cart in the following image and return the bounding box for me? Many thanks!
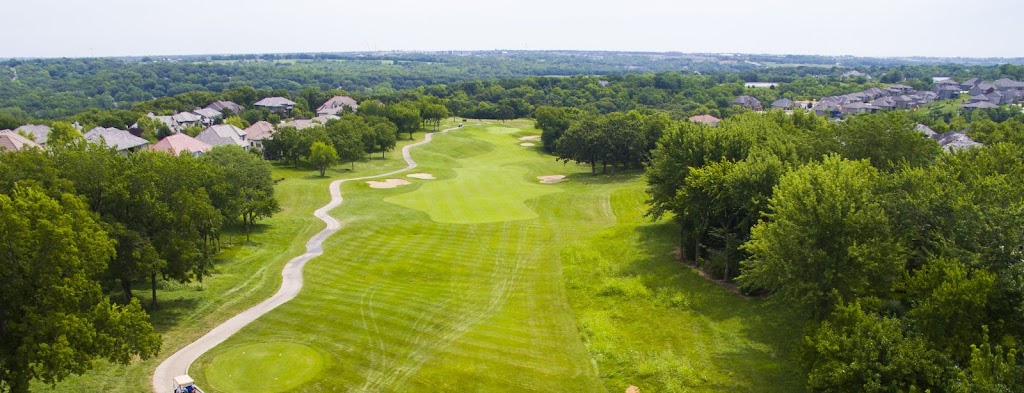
[173,375,204,393]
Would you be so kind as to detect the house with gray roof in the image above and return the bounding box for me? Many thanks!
[914,124,938,139]
[84,127,149,153]
[961,78,980,91]
[205,100,244,115]
[970,83,997,96]
[172,112,203,129]
[195,124,248,149]
[732,95,763,111]
[771,98,794,110]
[13,124,51,145]
[254,97,297,115]
[937,131,982,151]
[962,101,1000,109]
[688,114,721,126]
[192,108,223,126]
[871,96,897,110]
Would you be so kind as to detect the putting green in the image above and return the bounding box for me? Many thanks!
[204,342,324,393]
[383,127,561,224]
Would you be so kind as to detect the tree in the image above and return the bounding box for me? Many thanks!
[46,121,84,148]
[837,112,941,172]
[0,185,161,392]
[739,155,905,318]
[801,301,948,392]
[366,117,398,158]
[386,102,422,140]
[202,146,280,242]
[324,115,370,168]
[223,116,250,130]
[420,103,449,130]
[263,126,301,165]
[309,142,339,176]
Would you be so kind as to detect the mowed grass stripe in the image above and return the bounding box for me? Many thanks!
[191,119,804,392]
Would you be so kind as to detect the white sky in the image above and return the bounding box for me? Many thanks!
[1,0,1020,58]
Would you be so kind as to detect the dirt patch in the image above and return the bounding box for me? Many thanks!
[520,142,536,147]
[626,386,641,393]
[406,173,436,180]
[673,247,755,300]
[518,135,541,141]
[367,179,412,189]
[537,175,566,184]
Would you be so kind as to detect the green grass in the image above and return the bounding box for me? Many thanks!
[32,127,443,392]
[205,342,324,393]
[185,119,806,392]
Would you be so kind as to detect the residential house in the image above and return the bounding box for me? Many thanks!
[914,124,938,139]
[732,95,763,111]
[886,84,915,96]
[84,127,149,153]
[894,95,917,110]
[0,130,42,152]
[13,124,51,145]
[935,82,961,100]
[148,133,212,157]
[688,114,721,126]
[862,87,885,99]
[172,112,203,129]
[937,131,982,151]
[961,78,980,92]
[316,95,359,117]
[771,98,794,110]
[145,113,181,133]
[993,78,1024,92]
[192,108,223,126]
[279,118,329,130]
[195,124,248,149]
[254,97,297,115]
[871,96,897,110]
[244,121,275,150]
[841,102,876,115]
[814,100,841,117]
[969,83,997,96]
[985,91,1006,105]
[205,100,244,115]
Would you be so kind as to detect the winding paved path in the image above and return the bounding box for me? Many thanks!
[152,126,460,393]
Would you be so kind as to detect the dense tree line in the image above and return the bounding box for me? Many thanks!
[645,110,1024,391]
[0,136,278,391]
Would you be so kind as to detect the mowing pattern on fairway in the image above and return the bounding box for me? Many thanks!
[190,120,805,392]
[206,342,324,393]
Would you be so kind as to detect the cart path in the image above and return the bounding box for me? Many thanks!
[152,125,462,392]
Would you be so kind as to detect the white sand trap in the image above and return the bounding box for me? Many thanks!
[406,173,436,180]
[367,178,412,189]
[538,175,566,184]
[518,135,541,141]
[520,142,536,147]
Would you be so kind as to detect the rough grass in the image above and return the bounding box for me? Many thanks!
[185,119,806,392]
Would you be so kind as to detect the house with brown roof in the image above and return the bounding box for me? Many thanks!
[244,121,275,149]
[688,114,721,127]
[205,100,244,115]
[0,130,42,152]
[316,96,359,117]
[149,133,212,157]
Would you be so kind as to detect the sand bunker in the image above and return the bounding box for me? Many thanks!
[518,135,541,141]
[538,175,566,184]
[520,142,536,147]
[367,179,412,189]
[406,173,436,180]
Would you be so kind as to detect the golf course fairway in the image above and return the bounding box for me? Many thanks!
[190,120,805,392]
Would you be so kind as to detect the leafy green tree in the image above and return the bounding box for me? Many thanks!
[223,116,250,130]
[309,142,339,177]
[837,112,941,172]
[0,185,161,392]
[420,103,449,130]
[202,146,280,242]
[386,101,422,140]
[801,301,948,392]
[46,122,84,148]
[263,126,301,166]
[366,117,398,158]
[535,106,586,153]
[740,155,905,318]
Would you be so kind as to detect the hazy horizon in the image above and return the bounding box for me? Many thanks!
[1,0,1021,59]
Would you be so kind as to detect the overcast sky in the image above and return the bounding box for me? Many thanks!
[1,0,1020,58]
